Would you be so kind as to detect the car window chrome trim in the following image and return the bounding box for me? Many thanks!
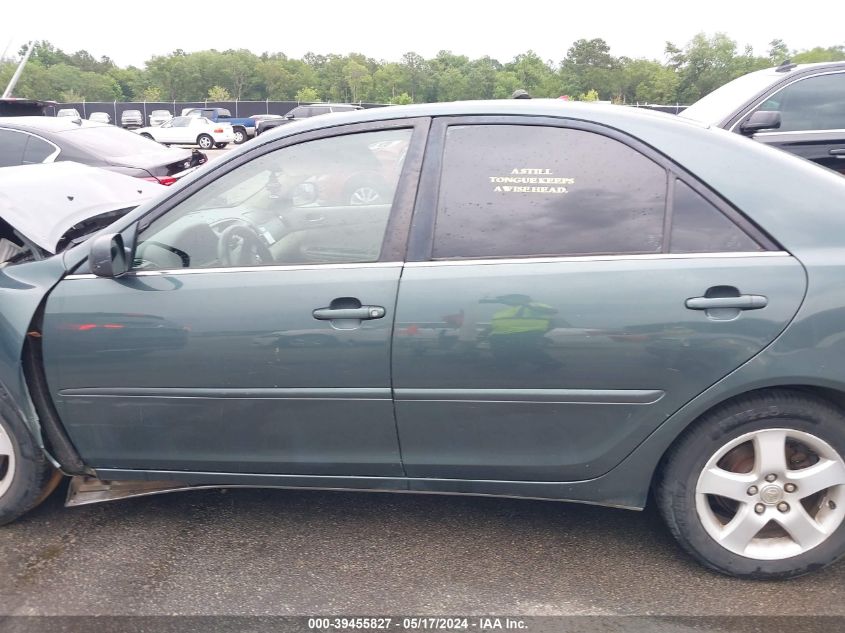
[394,388,665,405]
[404,251,790,268]
[63,261,404,280]
[754,128,845,138]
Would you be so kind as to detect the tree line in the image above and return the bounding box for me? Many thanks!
[1,35,843,106]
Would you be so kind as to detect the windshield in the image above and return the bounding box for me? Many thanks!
[151,110,171,116]
[680,69,782,125]
[59,126,175,156]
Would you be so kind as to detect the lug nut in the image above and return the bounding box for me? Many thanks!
[778,502,790,513]
[747,485,759,496]
[765,474,777,482]
[784,483,797,493]
[755,503,766,514]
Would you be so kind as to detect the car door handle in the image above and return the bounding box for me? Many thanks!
[829,148,845,158]
[312,306,385,320]
[685,295,768,310]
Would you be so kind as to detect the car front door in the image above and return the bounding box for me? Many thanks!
[744,71,845,174]
[40,120,427,476]
[392,118,807,483]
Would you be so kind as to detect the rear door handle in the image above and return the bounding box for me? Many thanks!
[312,306,385,320]
[685,295,768,310]
[829,148,845,158]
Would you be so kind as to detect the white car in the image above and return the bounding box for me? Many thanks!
[88,112,111,124]
[135,116,234,149]
[56,108,80,118]
[149,109,173,126]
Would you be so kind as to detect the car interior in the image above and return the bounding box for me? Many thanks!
[134,132,411,270]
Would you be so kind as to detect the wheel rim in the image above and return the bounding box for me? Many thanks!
[0,423,16,499]
[696,428,845,560]
[199,137,212,148]
[235,130,245,143]
[349,186,380,205]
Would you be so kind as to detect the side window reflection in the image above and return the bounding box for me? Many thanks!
[134,129,412,270]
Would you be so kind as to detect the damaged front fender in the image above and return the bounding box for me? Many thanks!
[0,256,71,449]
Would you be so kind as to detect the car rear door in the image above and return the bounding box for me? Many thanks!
[392,117,806,483]
[40,119,428,476]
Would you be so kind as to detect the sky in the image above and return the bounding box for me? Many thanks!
[2,0,844,67]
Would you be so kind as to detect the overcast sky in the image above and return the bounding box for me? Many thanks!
[3,0,844,67]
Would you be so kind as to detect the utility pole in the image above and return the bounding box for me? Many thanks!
[2,40,36,99]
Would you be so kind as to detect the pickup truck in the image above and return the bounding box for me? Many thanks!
[181,107,255,144]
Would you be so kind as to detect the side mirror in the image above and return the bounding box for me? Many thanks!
[740,110,781,135]
[285,113,295,119]
[89,233,129,278]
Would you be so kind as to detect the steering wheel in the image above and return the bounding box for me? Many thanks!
[217,225,274,267]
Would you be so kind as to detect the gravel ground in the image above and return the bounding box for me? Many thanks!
[0,484,842,616]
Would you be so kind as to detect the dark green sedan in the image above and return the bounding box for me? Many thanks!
[2,100,845,579]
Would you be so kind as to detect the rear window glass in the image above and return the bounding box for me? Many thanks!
[0,129,28,167]
[669,180,762,253]
[59,126,168,156]
[23,135,56,164]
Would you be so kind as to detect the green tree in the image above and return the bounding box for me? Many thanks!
[373,63,405,102]
[768,39,790,64]
[392,92,413,105]
[561,38,615,99]
[792,46,845,63]
[464,57,501,100]
[401,52,428,100]
[665,33,768,102]
[493,71,521,99]
[343,60,371,102]
[506,50,555,96]
[141,85,164,101]
[208,85,233,101]
[295,86,320,102]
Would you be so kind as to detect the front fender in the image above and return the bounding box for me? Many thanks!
[0,256,69,441]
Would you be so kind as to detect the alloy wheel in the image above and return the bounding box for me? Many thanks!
[0,423,15,499]
[696,428,845,560]
[349,186,381,205]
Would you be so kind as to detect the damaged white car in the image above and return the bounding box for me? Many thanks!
[0,162,164,266]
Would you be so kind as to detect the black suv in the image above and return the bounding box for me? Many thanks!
[680,61,845,174]
[255,103,363,135]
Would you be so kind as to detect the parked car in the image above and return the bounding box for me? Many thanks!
[0,98,55,116]
[56,108,80,118]
[135,116,234,149]
[3,101,845,580]
[120,109,143,129]
[148,109,173,127]
[88,112,111,124]
[255,103,362,135]
[181,107,255,144]
[0,161,163,265]
[680,61,845,174]
[0,116,207,183]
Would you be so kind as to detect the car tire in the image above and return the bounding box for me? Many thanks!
[233,127,247,144]
[656,389,845,579]
[214,143,228,149]
[197,134,214,150]
[0,400,60,526]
